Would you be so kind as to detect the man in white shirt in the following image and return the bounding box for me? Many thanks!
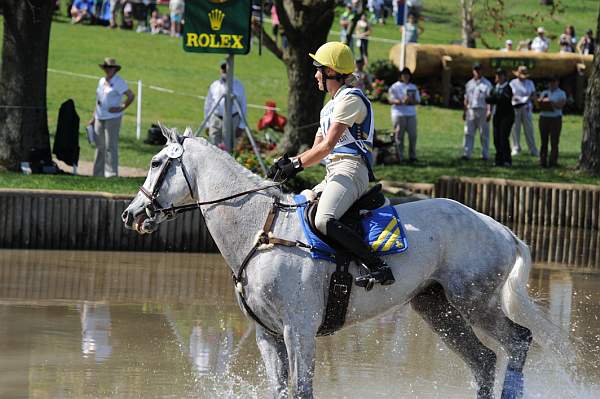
[204,62,247,147]
[509,65,539,156]
[537,76,567,167]
[462,63,492,160]
[501,39,513,51]
[388,67,420,163]
[531,27,549,52]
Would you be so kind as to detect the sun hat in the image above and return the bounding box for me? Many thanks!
[99,58,121,71]
[537,26,545,34]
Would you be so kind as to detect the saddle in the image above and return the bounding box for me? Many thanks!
[305,183,387,252]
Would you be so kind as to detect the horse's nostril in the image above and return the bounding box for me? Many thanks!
[122,210,131,224]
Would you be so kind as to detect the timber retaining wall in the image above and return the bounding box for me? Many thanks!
[0,189,217,252]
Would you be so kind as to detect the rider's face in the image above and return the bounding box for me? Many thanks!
[315,68,325,91]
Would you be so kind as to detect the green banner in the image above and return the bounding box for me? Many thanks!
[183,0,252,55]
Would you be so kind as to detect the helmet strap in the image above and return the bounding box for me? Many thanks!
[317,67,346,91]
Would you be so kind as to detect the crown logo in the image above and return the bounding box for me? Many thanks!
[208,9,225,31]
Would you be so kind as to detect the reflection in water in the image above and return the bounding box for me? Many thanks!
[80,302,112,362]
[0,249,598,398]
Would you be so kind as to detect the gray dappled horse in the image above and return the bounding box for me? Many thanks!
[122,127,568,399]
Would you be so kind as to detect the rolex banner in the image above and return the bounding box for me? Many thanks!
[183,0,252,55]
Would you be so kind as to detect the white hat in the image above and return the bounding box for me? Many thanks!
[537,26,545,33]
[506,39,513,45]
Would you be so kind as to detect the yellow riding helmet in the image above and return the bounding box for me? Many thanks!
[309,42,355,75]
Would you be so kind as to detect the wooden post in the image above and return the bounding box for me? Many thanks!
[575,63,586,112]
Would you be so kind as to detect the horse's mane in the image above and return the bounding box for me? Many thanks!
[189,136,287,199]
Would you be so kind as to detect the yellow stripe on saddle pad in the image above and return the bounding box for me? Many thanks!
[371,218,398,252]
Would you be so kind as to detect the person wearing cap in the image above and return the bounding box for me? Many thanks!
[486,69,514,166]
[501,39,513,52]
[462,62,492,160]
[388,67,420,163]
[92,58,134,177]
[203,61,247,147]
[267,41,394,289]
[509,65,539,157]
[536,76,566,167]
[531,27,549,52]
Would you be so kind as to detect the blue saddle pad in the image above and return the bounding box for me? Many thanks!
[293,195,408,262]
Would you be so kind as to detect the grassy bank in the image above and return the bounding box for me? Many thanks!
[0,0,598,194]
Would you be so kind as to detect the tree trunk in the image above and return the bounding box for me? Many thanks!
[579,9,600,174]
[0,0,54,171]
[460,0,476,48]
[274,0,335,153]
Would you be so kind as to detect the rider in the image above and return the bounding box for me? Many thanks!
[268,42,395,288]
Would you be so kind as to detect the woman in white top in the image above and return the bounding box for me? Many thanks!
[92,58,134,177]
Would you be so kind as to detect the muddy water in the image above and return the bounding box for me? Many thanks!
[0,250,598,399]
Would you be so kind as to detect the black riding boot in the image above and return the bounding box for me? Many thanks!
[324,219,395,289]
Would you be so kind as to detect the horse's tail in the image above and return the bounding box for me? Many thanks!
[500,231,574,361]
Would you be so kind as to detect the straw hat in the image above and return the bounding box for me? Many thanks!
[513,65,530,79]
[99,58,121,71]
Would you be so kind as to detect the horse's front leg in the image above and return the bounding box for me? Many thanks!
[283,323,318,399]
[256,326,289,399]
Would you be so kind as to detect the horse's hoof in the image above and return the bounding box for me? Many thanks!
[365,278,375,291]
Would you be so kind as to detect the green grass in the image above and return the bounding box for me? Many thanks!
[0,172,144,194]
[0,0,599,194]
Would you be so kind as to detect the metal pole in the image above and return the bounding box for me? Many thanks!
[399,1,409,70]
[233,96,268,175]
[136,79,142,140]
[194,93,225,137]
[224,54,235,152]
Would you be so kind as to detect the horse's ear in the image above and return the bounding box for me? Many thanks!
[158,121,171,141]
[183,127,193,138]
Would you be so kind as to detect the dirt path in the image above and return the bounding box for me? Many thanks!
[54,159,148,177]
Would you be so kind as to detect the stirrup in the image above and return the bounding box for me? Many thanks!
[355,266,395,290]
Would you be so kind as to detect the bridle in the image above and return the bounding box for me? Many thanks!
[137,137,284,218]
[138,137,197,219]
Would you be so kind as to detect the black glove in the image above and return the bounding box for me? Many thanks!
[267,154,303,181]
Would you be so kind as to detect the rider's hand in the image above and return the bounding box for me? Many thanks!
[267,154,303,181]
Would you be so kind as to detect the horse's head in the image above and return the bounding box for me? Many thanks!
[122,125,197,234]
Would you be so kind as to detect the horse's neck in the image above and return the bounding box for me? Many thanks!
[191,143,288,274]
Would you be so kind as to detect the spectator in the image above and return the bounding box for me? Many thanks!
[500,39,513,51]
[559,34,574,53]
[150,10,163,34]
[531,26,549,52]
[537,76,566,167]
[510,65,539,156]
[353,58,372,94]
[70,0,93,24]
[407,0,422,18]
[403,13,423,43]
[369,0,385,24]
[204,62,247,147]
[462,63,492,160]
[388,67,420,163]
[161,14,171,34]
[121,2,134,30]
[564,25,577,47]
[109,0,123,29]
[577,29,596,55]
[394,0,406,27]
[92,58,135,177]
[486,69,514,167]
[340,4,355,52]
[271,4,280,45]
[169,0,185,37]
[356,13,372,65]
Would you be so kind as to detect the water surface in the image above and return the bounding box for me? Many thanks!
[0,250,598,398]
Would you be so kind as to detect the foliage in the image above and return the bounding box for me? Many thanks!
[367,59,397,87]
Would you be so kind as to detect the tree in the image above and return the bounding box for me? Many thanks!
[579,8,600,175]
[254,0,336,153]
[0,0,54,171]
[460,0,476,48]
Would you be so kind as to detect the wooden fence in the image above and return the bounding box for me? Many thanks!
[0,189,217,252]
[434,176,600,230]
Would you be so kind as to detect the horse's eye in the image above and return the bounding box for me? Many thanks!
[151,160,161,168]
